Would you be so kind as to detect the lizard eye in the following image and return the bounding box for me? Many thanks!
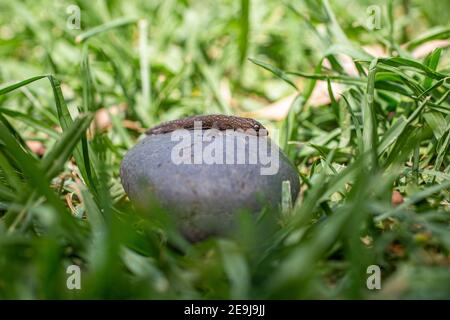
[253,124,260,131]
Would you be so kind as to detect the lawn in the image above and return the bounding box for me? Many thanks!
[0,0,449,299]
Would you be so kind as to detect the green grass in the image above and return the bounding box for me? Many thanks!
[0,0,449,299]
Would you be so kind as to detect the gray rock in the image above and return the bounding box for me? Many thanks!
[120,129,299,242]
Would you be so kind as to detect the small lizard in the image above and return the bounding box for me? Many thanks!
[146,114,268,136]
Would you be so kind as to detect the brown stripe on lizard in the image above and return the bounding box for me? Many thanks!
[146,114,268,136]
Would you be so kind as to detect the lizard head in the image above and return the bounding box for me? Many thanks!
[238,117,268,136]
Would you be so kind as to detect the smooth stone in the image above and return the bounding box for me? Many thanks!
[120,129,300,242]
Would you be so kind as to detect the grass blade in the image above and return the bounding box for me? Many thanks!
[363,59,378,168]
[75,17,138,43]
[249,58,298,90]
[0,75,47,96]
[41,113,94,179]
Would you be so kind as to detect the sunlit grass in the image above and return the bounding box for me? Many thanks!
[0,0,449,299]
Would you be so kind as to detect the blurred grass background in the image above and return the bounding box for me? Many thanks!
[0,0,449,299]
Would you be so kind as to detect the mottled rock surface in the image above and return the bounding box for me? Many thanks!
[120,129,299,241]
